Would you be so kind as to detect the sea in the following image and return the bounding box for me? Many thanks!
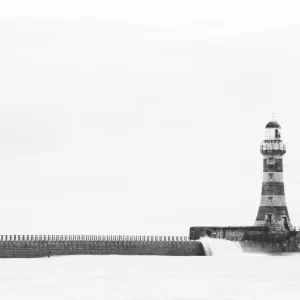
[0,238,299,300]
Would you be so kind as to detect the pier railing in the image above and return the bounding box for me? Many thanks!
[0,235,194,242]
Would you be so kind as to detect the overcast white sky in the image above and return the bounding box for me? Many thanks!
[1,0,300,235]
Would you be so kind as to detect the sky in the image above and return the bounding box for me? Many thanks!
[1,0,300,235]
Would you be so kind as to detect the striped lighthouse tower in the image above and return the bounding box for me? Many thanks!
[254,118,293,231]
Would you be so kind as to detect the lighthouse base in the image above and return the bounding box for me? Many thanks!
[255,205,293,231]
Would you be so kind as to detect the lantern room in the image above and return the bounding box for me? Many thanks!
[264,121,281,141]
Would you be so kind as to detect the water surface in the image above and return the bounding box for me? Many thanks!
[0,254,299,299]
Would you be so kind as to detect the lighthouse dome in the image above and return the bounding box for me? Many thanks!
[266,121,281,129]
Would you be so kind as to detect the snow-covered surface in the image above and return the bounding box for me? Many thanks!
[0,254,300,299]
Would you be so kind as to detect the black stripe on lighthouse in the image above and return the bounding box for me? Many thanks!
[261,182,285,195]
[263,159,283,172]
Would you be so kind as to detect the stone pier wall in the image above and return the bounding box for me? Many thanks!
[0,235,204,258]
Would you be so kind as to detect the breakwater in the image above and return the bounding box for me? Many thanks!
[1,233,297,257]
[0,235,204,258]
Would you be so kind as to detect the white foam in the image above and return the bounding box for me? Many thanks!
[200,237,244,256]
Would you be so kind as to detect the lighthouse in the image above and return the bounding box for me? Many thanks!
[254,119,293,231]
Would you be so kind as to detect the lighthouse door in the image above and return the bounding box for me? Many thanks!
[267,214,272,225]
[282,217,289,230]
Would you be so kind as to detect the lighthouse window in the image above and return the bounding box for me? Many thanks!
[268,173,274,181]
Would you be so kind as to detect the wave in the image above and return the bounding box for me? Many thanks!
[200,237,244,256]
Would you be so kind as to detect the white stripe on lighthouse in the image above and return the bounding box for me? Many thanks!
[262,172,283,182]
[259,195,287,206]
